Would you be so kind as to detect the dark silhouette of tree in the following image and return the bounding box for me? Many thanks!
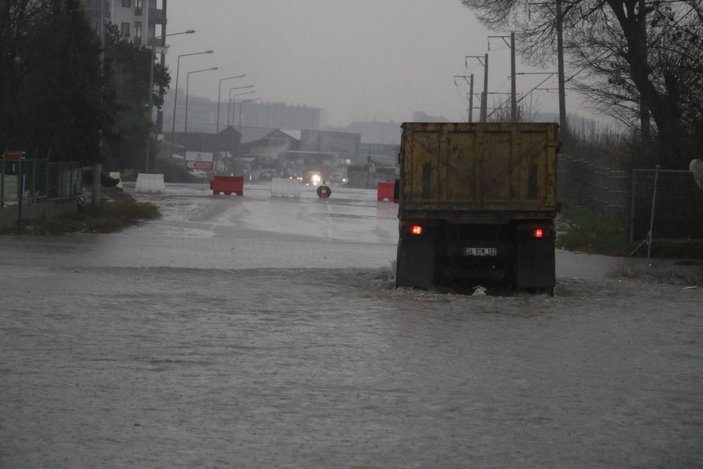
[461,0,703,169]
[102,23,170,171]
[0,0,111,162]
[0,0,170,169]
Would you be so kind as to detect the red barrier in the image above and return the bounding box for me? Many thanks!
[377,181,395,201]
[210,176,244,196]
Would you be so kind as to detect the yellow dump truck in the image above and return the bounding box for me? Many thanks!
[395,122,559,294]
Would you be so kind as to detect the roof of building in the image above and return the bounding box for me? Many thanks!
[237,126,301,144]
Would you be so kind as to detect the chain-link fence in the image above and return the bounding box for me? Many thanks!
[630,169,703,241]
[557,154,703,244]
[557,153,631,220]
[1,159,83,207]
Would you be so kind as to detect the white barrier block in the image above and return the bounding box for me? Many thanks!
[135,173,166,193]
[270,178,302,198]
[109,171,123,189]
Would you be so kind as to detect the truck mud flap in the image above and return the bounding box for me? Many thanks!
[515,235,555,291]
[395,237,436,290]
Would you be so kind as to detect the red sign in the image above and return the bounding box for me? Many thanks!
[2,150,26,160]
[186,160,213,170]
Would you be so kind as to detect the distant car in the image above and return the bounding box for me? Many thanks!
[259,169,275,181]
[301,171,323,186]
[189,170,208,179]
[329,171,348,185]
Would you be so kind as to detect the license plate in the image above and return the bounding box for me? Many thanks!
[463,247,497,257]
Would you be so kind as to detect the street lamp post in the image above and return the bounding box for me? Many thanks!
[170,49,214,153]
[216,75,246,133]
[185,67,218,133]
[226,86,255,127]
[145,29,195,172]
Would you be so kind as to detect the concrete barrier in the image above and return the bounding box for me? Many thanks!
[135,173,165,193]
[270,178,302,198]
[109,172,123,189]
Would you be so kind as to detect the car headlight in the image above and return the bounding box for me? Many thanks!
[311,173,321,185]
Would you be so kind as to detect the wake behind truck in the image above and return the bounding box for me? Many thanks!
[395,122,559,295]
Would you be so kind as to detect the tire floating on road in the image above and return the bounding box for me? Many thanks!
[317,185,331,199]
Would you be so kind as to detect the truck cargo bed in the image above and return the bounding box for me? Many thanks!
[398,122,559,218]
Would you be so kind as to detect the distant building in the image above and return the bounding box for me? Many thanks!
[238,101,322,131]
[412,111,449,122]
[162,96,324,134]
[240,128,301,158]
[330,121,402,146]
[359,143,399,168]
[81,0,167,48]
[300,130,360,162]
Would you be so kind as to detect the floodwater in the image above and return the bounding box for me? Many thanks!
[1,183,701,468]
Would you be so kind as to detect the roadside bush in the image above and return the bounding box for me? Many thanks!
[19,200,159,234]
[556,205,628,255]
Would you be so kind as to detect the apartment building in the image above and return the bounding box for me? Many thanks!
[81,0,168,48]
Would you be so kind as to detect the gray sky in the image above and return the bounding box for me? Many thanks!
[165,0,571,127]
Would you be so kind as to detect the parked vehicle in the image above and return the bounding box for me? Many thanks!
[395,122,559,295]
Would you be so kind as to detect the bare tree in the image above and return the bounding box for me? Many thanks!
[461,0,703,168]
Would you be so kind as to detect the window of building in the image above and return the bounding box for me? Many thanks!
[120,22,130,38]
[121,0,131,7]
[134,0,143,15]
[134,22,142,41]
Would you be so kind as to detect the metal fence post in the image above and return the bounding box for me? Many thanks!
[646,165,660,261]
[17,158,25,226]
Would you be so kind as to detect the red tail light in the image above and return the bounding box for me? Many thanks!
[534,228,544,238]
[411,225,423,235]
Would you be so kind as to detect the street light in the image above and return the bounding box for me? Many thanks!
[145,29,195,172]
[228,90,256,127]
[185,66,218,133]
[216,75,246,133]
[226,86,255,127]
[238,97,261,131]
[170,49,214,151]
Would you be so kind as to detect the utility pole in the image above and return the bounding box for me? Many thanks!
[481,53,489,122]
[511,32,517,121]
[93,0,105,207]
[466,55,489,122]
[145,46,155,172]
[469,74,474,122]
[556,0,567,130]
[454,74,475,122]
[488,33,517,122]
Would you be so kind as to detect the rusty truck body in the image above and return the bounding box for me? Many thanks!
[395,122,559,294]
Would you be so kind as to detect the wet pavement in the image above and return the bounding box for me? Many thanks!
[1,183,702,468]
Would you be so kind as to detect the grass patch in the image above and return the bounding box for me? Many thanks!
[556,205,628,255]
[648,238,703,258]
[611,259,703,286]
[21,200,160,234]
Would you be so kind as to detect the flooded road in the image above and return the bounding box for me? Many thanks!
[1,183,702,468]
